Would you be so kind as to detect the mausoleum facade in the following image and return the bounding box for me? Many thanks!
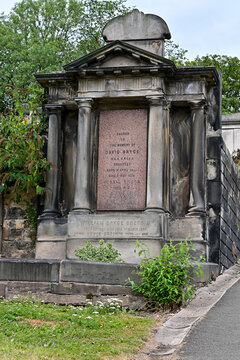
[33,10,239,267]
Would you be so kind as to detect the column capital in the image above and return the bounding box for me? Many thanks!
[45,104,63,115]
[188,100,206,110]
[75,98,93,109]
[146,95,167,107]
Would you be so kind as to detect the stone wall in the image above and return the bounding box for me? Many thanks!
[0,258,219,307]
[222,112,240,154]
[1,196,35,258]
[220,142,240,268]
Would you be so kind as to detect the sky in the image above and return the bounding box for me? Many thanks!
[1,0,240,60]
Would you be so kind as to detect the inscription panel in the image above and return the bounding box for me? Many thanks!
[97,109,147,210]
[68,214,164,239]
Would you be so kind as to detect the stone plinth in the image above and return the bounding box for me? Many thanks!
[66,213,167,263]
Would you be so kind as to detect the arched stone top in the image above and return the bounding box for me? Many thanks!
[102,9,171,42]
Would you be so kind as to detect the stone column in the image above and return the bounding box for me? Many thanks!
[145,96,170,212]
[72,98,93,213]
[163,101,171,212]
[41,105,63,218]
[187,101,206,216]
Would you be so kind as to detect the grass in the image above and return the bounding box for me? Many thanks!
[0,296,156,360]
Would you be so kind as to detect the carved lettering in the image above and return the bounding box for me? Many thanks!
[97,109,147,210]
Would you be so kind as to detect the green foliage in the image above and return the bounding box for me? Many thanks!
[0,296,154,360]
[26,203,38,243]
[0,85,49,203]
[26,203,38,232]
[74,239,124,263]
[165,43,240,114]
[187,54,240,114]
[165,40,188,65]
[232,149,240,171]
[129,240,203,307]
[0,0,130,110]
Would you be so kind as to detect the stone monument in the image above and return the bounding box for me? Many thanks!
[35,10,221,264]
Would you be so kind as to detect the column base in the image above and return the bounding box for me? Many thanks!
[186,207,206,217]
[71,208,91,214]
[144,207,166,214]
[39,210,61,220]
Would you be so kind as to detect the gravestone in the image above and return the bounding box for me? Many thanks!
[35,9,222,264]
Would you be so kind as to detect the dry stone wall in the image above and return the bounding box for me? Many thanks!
[1,197,35,258]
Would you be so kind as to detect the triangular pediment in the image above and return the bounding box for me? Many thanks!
[64,40,175,74]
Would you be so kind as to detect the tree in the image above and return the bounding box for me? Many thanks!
[0,0,130,109]
[0,85,49,203]
[164,40,188,66]
[187,55,240,114]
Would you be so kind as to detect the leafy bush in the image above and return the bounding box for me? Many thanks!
[0,85,49,203]
[74,239,124,263]
[128,240,203,308]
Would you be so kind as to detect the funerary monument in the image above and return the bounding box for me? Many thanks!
[34,10,238,267]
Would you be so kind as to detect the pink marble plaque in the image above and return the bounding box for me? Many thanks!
[97,109,147,210]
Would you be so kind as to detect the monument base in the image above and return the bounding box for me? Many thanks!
[168,217,208,260]
[36,218,67,259]
[66,212,168,263]
[35,213,209,263]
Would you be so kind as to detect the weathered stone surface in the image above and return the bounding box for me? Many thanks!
[51,282,132,296]
[68,213,164,239]
[67,212,165,262]
[6,281,52,294]
[67,238,162,263]
[35,241,66,260]
[37,218,67,241]
[93,284,133,296]
[36,218,67,259]
[191,263,219,283]
[170,108,190,217]
[0,259,60,282]
[60,260,140,285]
[97,109,147,210]
[51,282,73,295]
[169,217,205,241]
[40,105,62,218]
[72,99,92,212]
[2,197,36,258]
[0,283,6,297]
[222,112,240,154]
[220,142,240,268]
[31,8,236,272]
[146,96,170,211]
[102,9,171,41]
[77,75,166,99]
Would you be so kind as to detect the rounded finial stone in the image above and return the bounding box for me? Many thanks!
[102,9,171,42]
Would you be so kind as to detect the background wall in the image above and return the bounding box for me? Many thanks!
[220,142,240,268]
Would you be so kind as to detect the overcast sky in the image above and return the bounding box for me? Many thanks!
[1,0,240,60]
